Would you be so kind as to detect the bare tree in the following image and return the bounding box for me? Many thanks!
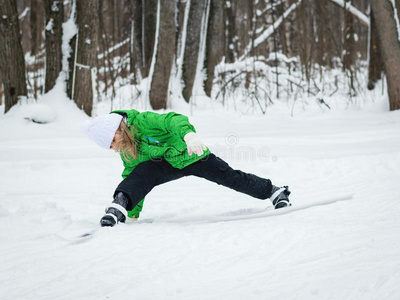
[74,0,99,116]
[19,0,32,54]
[30,0,45,98]
[31,0,44,57]
[370,0,400,110]
[204,0,224,97]
[142,0,157,78]
[224,0,237,63]
[132,0,144,81]
[66,34,76,99]
[0,73,3,106]
[343,0,357,94]
[294,0,310,79]
[314,0,332,68]
[43,0,63,93]
[367,10,383,90]
[277,1,289,57]
[182,0,207,102]
[0,0,28,113]
[122,0,133,74]
[149,0,176,109]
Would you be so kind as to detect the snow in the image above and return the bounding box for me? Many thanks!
[51,1,60,12]
[1,82,400,299]
[389,0,400,42]
[61,0,77,76]
[18,7,30,20]
[20,103,57,124]
[45,18,54,34]
[97,38,130,60]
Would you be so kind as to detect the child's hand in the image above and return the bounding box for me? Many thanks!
[184,132,207,156]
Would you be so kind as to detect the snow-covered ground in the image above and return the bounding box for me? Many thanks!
[1,94,400,300]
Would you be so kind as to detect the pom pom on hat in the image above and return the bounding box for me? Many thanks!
[81,113,123,149]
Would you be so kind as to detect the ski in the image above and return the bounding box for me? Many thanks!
[153,193,354,224]
[70,193,353,242]
[208,193,354,223]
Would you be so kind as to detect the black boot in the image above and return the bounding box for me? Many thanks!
[270,186,291,209]
[100,192,129,227]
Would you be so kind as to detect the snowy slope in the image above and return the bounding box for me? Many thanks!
[1,97,400,300]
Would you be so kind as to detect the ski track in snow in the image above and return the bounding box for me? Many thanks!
[1,105,400,299]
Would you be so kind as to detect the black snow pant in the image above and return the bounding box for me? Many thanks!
[114,153,273,211]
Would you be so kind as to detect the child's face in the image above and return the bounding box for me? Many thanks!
[110,129,122,150]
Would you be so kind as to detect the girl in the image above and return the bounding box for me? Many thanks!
[81,109,291,227]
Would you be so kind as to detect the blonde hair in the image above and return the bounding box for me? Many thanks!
[114,121,137,161]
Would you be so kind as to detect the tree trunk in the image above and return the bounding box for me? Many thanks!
[31,0,44,56]
[370,0,400,110]
[294,0,309,78]
[277,1,289,57]
[176,0,187,61]
[343,0,356,71]
[121,0,132,78]
[74,0,99,116]
[142,0,157,78]
[204,0,224,97]
[224,0,236,63]
[122,0,132,72]
[0,73,3,106]
[30,0,45,99]
[66,34,76,99]
[132,0,144,80]
[149,0,176,109]
[44,0,64,93]
[182,0,207,102]
[0,0,28,113]
[367,10,383,90]
[234,0,253,58]
[314,0,331,67]
[19,0,31,54]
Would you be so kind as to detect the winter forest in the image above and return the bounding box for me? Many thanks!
[1,1,400,300]
[1,0,400,114]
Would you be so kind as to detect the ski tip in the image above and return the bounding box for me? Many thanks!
[78,230,96,238]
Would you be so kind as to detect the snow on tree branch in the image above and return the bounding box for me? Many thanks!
[239,0,302,61]
[328,0,369,27]
[388,0,400,42]
[18,7,30,20]
[97,38,130,60]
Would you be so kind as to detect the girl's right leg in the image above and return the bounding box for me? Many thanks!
[101,158,185,226]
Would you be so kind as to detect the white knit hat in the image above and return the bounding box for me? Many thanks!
[80,114,123,149]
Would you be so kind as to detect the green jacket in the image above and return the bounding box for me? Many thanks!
[111,109,211,178]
